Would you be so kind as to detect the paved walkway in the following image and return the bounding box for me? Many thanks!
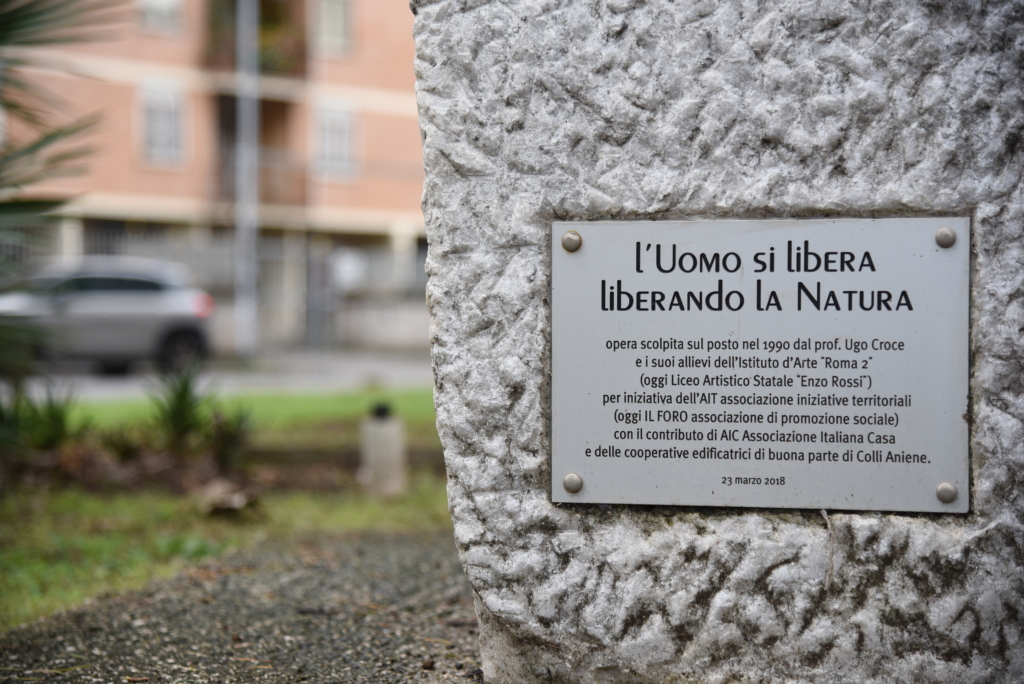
[1,532,482,683]
[23,349,435,403]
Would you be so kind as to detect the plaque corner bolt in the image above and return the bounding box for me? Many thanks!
[936,482,958,504]
[561,231,582,252]
[935,227,957,248]
[563,472,583,493]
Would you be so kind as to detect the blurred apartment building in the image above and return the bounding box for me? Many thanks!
[15,0,426,353]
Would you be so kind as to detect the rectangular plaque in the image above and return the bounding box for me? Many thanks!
[551,218,969,513]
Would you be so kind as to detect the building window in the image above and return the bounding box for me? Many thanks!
[317,107,355,178]
[138,0,182,34]
[140,85,184,165]
[319,0,351,55]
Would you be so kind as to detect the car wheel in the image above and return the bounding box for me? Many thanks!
[159,331,204,374]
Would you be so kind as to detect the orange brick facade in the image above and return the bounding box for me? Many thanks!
[16,0,426,351]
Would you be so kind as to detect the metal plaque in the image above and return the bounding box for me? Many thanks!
[551,218,970,513]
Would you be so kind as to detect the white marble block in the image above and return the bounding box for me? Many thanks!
[413,1,1024,681]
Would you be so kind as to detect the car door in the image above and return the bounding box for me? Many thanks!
[50,276,166,358]
[103,277,168,356]
[46,276,115,356]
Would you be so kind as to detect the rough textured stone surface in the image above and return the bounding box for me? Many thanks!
[412,1,1024,682]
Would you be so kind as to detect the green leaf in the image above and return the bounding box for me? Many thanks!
[0,116,96,195]
[0,0,122,48]
[0,0,124,124]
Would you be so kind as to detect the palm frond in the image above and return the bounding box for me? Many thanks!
[0,116,96,197]
[0,0,116,394]
[0,0,122,47]
[0,0,125,125]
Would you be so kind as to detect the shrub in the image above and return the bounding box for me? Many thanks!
[150,368,206,457]
[207,407,250,475]
[100,425,145,462]
[0,322,39,398]
[0,388,74,454]
[148,370,252,475]
[19,389,73,451]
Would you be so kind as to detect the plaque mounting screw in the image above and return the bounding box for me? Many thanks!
[936,482,958,504]
[563,473,583,493]
[935,227,957,248]
[561,231,582,252]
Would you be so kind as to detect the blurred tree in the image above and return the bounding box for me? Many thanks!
[0,2,117,482]
[0,0,119,394]
[0,0,120,201]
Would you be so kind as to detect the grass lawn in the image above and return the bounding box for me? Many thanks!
[0,475,452,632]
[0,388,449,631]
[70,387,442,452]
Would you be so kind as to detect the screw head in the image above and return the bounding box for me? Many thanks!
[935,227,957,248]
[936,482,958,504]
[563,472,583,493]
[561,231,583,252]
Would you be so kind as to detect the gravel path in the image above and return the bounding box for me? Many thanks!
[1,532,484,683]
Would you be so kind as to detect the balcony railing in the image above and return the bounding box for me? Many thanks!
[219,145,307,206]
[206,0,307,77]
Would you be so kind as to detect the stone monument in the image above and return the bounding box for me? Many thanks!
[413,1,1024,682]
[358,402,408,498]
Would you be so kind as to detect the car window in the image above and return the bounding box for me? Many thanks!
[56,277,109,293]
[59,276,164,293]
[113,278,164,292]
[50,278,82,295]
[73,277,108,292]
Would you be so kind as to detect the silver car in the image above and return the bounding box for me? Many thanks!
[0,256,213,374]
